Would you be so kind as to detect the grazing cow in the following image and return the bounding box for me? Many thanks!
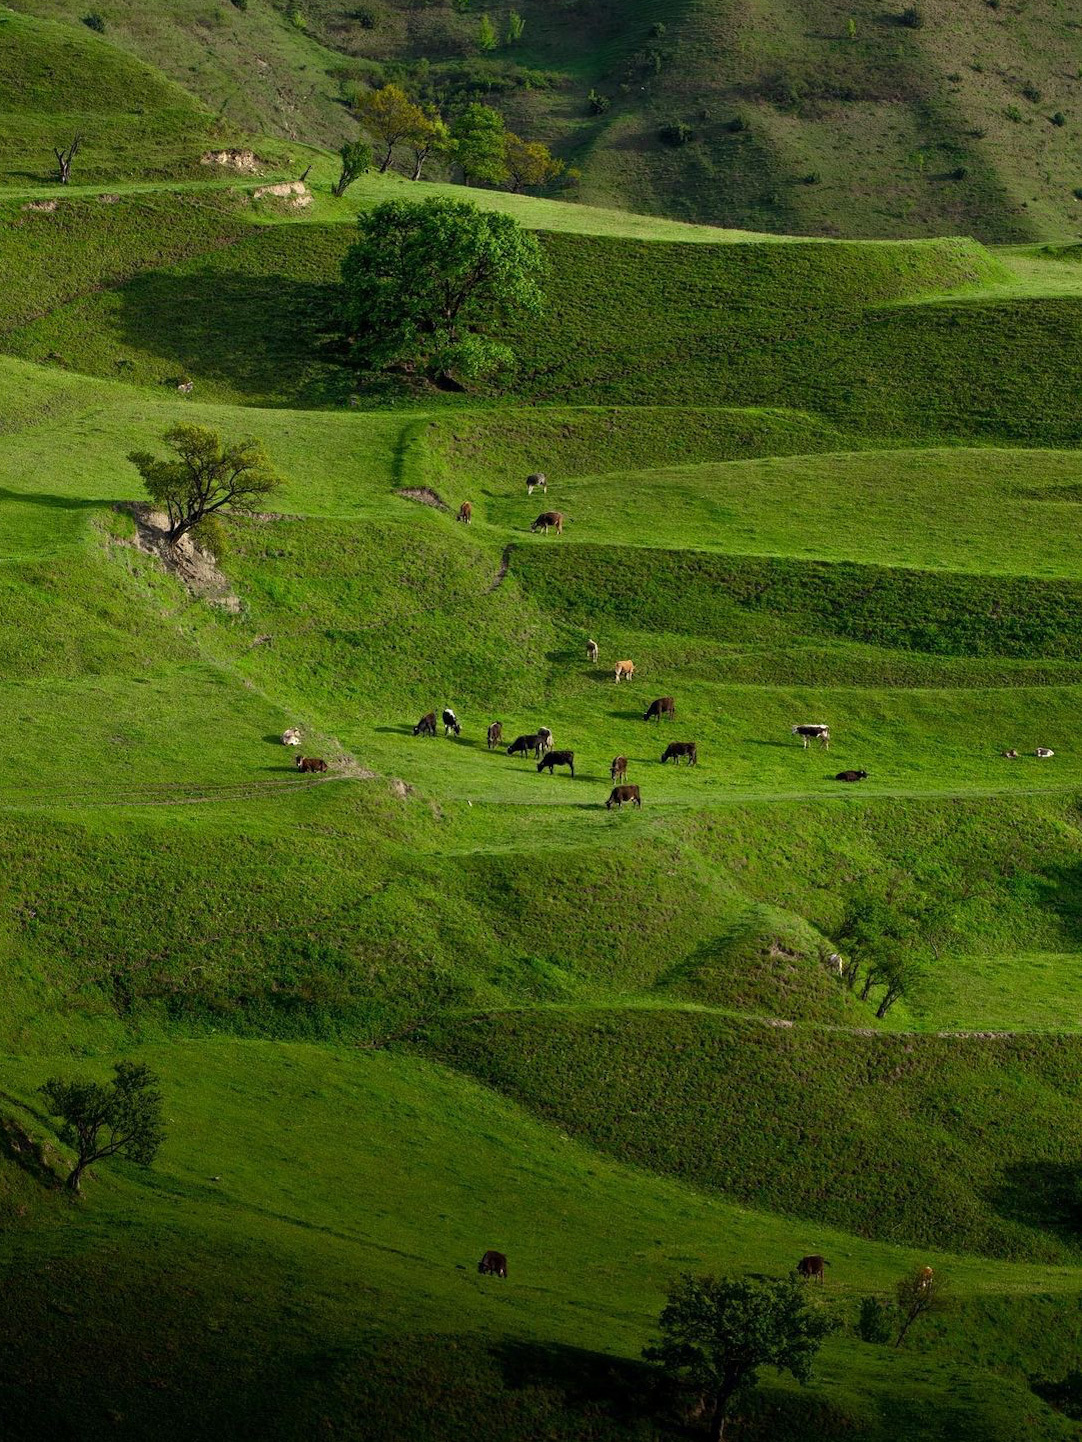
[586,639,599,664]
[644,697,675,723]
[606,784,641,809]
[611,755,628,782]
[614,660,635,683]
[792,724,830,750]
[176,380,194,395]
[478,1250,508,1278]
[917,1265,934,1291]
[530,511,563,535]
[442,708,461,737]
[296,756,328,773]
[526,473,547,495]
[537,749,575,778]
[281,727,302,746]
[487,721,503,750]
[456,501,472,525]
[796,1255,828,1283]
[1001,749,1019,759]
[1036,747,1055,758]
[835,769,867,782]
[413,712,437,737]
[507,733,544,758]
[662,742,697,766]
[536,726,554,755]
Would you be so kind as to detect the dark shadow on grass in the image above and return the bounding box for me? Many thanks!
[610,710,645,721]
[374,725,415,736]
[0,1114,60,1190]
[989,1161,1082,1239]
[493,1339,669,1427]
[0,486,104,510]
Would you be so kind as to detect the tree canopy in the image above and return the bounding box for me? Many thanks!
[645,1273,837,1441]
[450,103,508,186]
[340,197,544,386]
[353,83,429,173]
[128,426,282,544]
[505,133,564,191]
[40,1061,164,1194]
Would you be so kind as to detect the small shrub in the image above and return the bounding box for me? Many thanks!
[231,0,248,9]
[83,11,106,30]
[898,5,924,26]
[649,21,666,37]
[802,171,821,185]
[285,0,306,27]
[659,121,694,146]
[587,88,610,115]
[949,166,967,180]
[857,1297,894,1345]
[1052,111,1067,127]
[1072,187,1082,200]
[1021,82,1042,103]
[350,6,376,26]
[727,115,749,133]
[1005,105,1023,123]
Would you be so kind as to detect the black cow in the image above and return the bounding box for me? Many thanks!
[662,742,697,766]
[478,1250,508,1278]
[835,769,867,782]
[796,1255,828,1282]
[792,724,830,750]
[507,733,544,758]
[487,721,503,750]
[413,712,437,737]
[606,784,641,809]
[537,749,575,777]
[644,696,675,722]
[442,708,461,737]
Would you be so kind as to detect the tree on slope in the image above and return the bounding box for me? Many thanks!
[333,139,373,196]
[645,1273,837,1441]
[450,103,509,186]
[504,132,564,192]
[340,197,543,386]
[39,1062,163,1194]
[352,83,428,173]
[128,426,282,543]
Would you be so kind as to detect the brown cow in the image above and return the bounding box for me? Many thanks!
[478,1250,508,1278]
[796,1255,828,1282]
[530,511,563,535]
[610,756,628,782]
[537,749,575,778]
[661,742,697,766]
[457,501,472,524]
[606,784,641,809]
[918,1265,934,1291]
[487,721,503,750]
[586,639,599,664]
[835,769,867,782]
[413,712,437,737]
[644,697,675,722]
[295,756,328,773]
[614,660,635,683]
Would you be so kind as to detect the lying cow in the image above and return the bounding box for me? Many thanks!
[662,742,697,766]
[442,708,461,737]
[796,1255,828,1283]
[487,721,503,750]
[1001,749,1019,759]
[281,727,302,746]
[456,501,472,524]
[1036,747,1055,758]
[792,724,830,750]
[606,784,641,809]
[537,749,575,777]
[586,639,599,664]
[610,755,628,782]
[644,696,675,722]
[296,756,328,773]
[526,473,547,495]
[413,712,437,737]
[530,511,563,535]
[507,733,545,758]
[614,660,635,683]
[835,769,867,782]
[478,1250,508,1278]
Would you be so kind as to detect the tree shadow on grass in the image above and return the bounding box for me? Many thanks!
[492,1339,671,1430]
[0,486,105,511]
[989,1161,1082,1240]
[0,1113,60,1190]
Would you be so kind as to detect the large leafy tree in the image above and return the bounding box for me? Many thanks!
[39,1062,164,1194]
[645,1274,837,1442]
[450,103,508,186]
[128,426,282,543]
[353,83,429,173]
[340,198,544,386]
[504,132,564,191]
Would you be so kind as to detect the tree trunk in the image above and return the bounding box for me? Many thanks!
[66,1161,86,1193]
[379,142,394,173]
[708,1393,728,1442]
[411,153,425,181]
[859,974,875,1002]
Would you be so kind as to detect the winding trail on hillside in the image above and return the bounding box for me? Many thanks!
[0,772,370,811]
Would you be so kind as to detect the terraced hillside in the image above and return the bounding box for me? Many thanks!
[5,14,1082,1440]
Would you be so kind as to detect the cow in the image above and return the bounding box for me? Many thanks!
[530,511,563,535]
[792,724,830,750]
[176,380,194,395]
[442,708,461,737]
[610,756,628,782]
[1001,749,1019,759]
[1036,747,1055,758]
[796,1255,828,1283]
[614,660,635,683]
[662,742,697,766]
[606,784,641,809]
[507,733,544,758]
[917,1265,934,1291]
[456,501,472,525]
[281,727,302,746]
[296,756,328,773]
[526,473,547,495]
[413,712,437,737]
[536,726,554,755]
[835,769,867,782]
[644,697,675,723]
[537,749,575,777]
[478,1250,508,1278]
[586,639,599,664]
[487,722,503,750]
